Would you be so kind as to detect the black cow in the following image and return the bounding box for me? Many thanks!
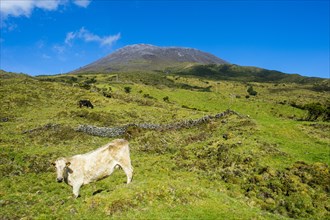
[79,100,94,109]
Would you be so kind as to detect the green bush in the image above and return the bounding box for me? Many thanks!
[84,77,97,84]
[163,96,170,102]
[143,94,154,99]
[303,103,329,121]
[247,86,258,96]
[79,82,91,90]
[124,86,132,93]
[304,103,324,121]
[102,87,112,98]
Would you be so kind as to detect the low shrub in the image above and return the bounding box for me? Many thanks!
[304,102,329,121]
[175,140,330,218]
[67,110,119,126]
[143,94,154,99]
[163,96,170,102]
[124,87,132,93]
[0,151,55,177]
[247,86,258,96]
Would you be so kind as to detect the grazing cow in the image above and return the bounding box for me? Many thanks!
[79,100,94,109]
[52,139,133,198]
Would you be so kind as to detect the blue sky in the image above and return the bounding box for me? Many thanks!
[0,0,329,78]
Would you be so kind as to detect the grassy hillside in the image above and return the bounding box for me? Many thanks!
[72,63,329,87]
[0,71,329,219]
[175,64,329,86]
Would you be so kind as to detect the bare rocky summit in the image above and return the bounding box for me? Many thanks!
[72,44,228,73]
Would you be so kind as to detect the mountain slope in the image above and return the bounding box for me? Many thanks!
[72,44,229,73]
[70,44,328,85]
[176,64,329,84]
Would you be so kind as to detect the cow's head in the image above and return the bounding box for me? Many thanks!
[52,158,71,183]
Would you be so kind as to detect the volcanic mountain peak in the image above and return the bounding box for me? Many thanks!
[73,44,229,73]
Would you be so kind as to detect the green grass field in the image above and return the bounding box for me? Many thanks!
[0,71,329,219]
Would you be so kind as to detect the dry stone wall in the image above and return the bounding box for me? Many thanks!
[76,109,241,137]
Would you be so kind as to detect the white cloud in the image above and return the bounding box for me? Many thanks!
[36,40,45,49]
[0,0,62,18]
[53,44,65,54]
[0,0,91,19]
[1,1,34,18]
[35,0,63,10]
[100,34,121,47]
[53,44,67,61]
[73,0,91,8]
[42,54,51,59]
[65,27,121,47]
[6,22,17,31]
[65,32,76,45]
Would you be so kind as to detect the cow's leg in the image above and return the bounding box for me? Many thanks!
[72,182,82,198]
[124,166,133,184]
[118,162,133,184]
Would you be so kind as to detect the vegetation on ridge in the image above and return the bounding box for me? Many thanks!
[176,64,329,85]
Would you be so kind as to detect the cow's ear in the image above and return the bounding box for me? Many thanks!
[66,161,71,166]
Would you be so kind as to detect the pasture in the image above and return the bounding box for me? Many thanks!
[0,71,329,219]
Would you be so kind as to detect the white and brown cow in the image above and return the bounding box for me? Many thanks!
[52,139,133,198]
